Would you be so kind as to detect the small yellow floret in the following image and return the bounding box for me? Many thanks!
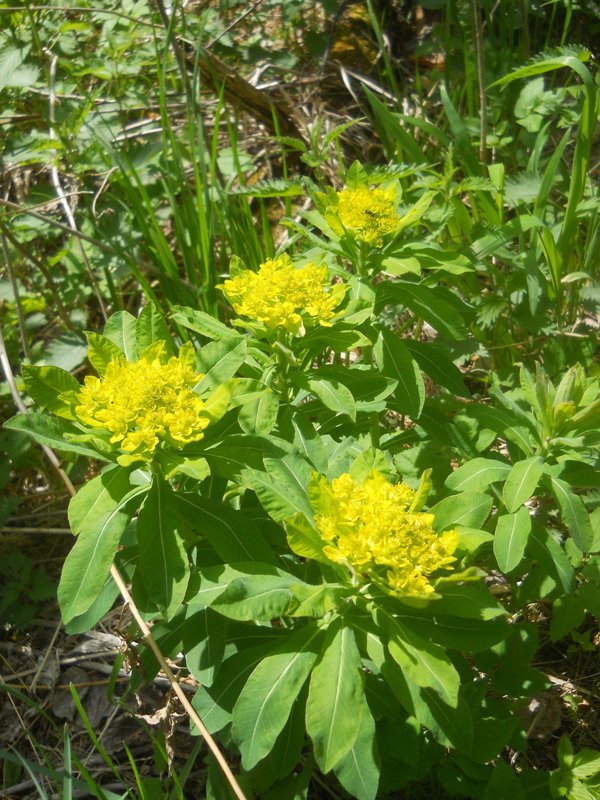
[336,186,398,246]
[313,470,457,596]
[220,255,345,335]
[75,350,209,463]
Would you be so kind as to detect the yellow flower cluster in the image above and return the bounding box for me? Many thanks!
[313,470,457,596]
[336,186,398,246]
[220,255,345,335]
[75,348,209,463]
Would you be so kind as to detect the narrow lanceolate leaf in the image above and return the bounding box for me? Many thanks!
[374,329,424,419]
[136,302,172,355]
[85,332,124,375]
[548,475,595,552]
[232,623,322,769]
[59,469,147,623]
[102,310,138,361]
[137,478,190,619]
[307,377,356,421]
[306,619,365,773]
[22,365,80,419]
[3,413,111,460]
[429,490,493,531]
[494,508,531,573]
[502,456,544,513]
[333,705,380,800]
[445,457,511,493]
[378,610,460,707]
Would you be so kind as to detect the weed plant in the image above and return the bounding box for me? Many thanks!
[1,1,600,799]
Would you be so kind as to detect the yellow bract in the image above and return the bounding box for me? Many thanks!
[220,255,345,335]
[313,470,457,596]
[75,348,209,464]
[336,186,398,246]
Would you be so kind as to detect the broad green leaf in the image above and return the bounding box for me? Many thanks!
[333,707,380,800]
[102,311,137,361]
[0,45,39,88]
[289,583,350,617]
[502,456,544,513]
[374,329,424,418]
[85,332,124,375]
[430,491,493,530]
[243,453,313,522]
[306,377,356,421]
[548,475,595,552]
[285,512,328,563]
[377,281,469,340]
[494,508,532,573]
[211,574,295,621]
[379,656,473,752]
[177,495,272,562]
[196,339,247,391]
[289,411,329,473]
[395,612,509,653]
[405,341,468,397]
[189,562,299,611]
[137,479,190,619]
[171,306,241,341]
[306,619,364,772]
[59,469,147,622]
[202,434,272,480]
[183,607,225,687]
[526,526,576,596]
[445,457,511,493]
[232,623,322,768]
[22,365,80,419]
[238,389,278,436]
[136,303,172,355]
[463,404,534,455]
[4,413,112,460]
[192,642,280,734]
[377,608,459,706]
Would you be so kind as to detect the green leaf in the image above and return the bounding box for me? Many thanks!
[333,705,380,800]
[289,583,351,617]
[306,377,356,421]
[0,45,39,89]
[238,389,278,436]
[243,453,313,522]
[59,469,147,623]
[430,491,493,530]
[548,476,595,552]
[183,607,226,687]
[136,303,172,355]
[377,608,460,706]
[85,332,124,375]
[3,413,111,460]
[103,311,138,361]
[192,642,280,734]
[374,329,424,418]
[502,456,544,513]
[137,479,190,619]
[211,574,295,621]
[171,306,241,342]
[22,365,80,419]
[177,495,273,562]
[306,618,365,772]
[445,457,511,493]
[196,339,248,391]
[405,341,468,397]
[408,682,474,753]
[232,623,322,769]
[494,508,532,573]
[285,512,328,563]
[377,281,469,340]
